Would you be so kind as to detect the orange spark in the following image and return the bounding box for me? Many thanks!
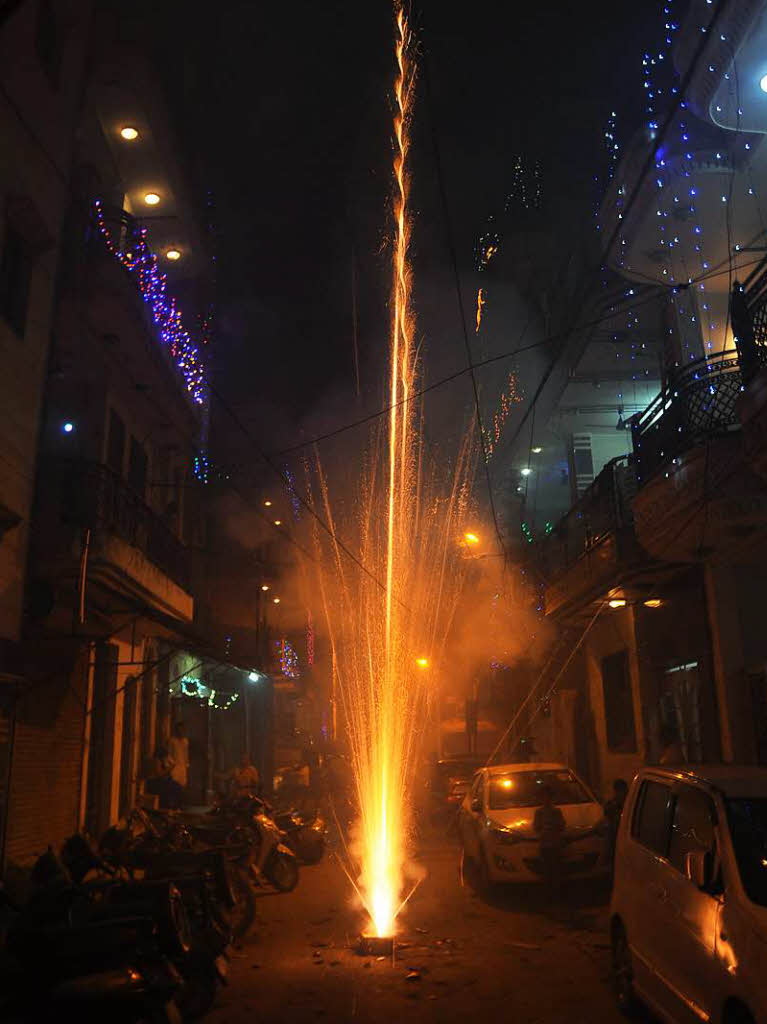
[475,287,485,333]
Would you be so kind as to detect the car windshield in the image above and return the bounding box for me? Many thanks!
[726,798,767,908]
[488,769,590,810]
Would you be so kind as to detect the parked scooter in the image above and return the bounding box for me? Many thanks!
[1,847,184,1024]
[105,807,256,941]
[158,796,300,894]
[273,808,326,865]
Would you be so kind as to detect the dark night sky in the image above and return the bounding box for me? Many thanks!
[158,1,659,456]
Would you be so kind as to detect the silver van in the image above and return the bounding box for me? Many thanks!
[610,766,767,1024]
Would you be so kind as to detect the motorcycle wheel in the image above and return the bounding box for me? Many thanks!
[134,1001,183,1024]
[229,864,257,940]
[268,852,299,893]
[297,834,325,866]
[176,965,218,1020]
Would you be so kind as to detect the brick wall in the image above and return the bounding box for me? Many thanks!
[4,651,87,867]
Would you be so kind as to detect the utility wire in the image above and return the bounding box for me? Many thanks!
[600,0,731,265]
[486,0,732,461]
[266,252,762,461]
[209,382,413,611]
[420,40,506,560]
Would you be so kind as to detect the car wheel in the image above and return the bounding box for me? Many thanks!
[611,920,637,1016]
[724,1002,756,1024]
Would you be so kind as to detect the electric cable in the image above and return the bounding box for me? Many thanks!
[420,40,506,560]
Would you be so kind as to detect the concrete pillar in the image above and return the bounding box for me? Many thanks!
[704,564,756,763]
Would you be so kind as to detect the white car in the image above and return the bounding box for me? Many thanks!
[611,765,767,1024]
[458,762,607,886]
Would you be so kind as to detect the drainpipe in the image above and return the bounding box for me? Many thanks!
[77,641,96,829]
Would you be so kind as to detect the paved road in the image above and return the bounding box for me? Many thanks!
[208,832,648,1023]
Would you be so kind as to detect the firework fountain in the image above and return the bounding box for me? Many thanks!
[303,7,478,941]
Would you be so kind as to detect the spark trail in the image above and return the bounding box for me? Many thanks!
[302,6,477,940]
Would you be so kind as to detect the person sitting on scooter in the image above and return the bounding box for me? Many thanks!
[230,753,261,798]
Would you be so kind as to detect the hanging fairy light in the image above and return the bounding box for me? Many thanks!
[93,199,207,404]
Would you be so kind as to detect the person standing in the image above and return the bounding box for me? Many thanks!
[533,783,566,896]
[166,721,190,806]
[603,778,628,871]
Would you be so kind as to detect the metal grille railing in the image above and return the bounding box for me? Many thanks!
[631,351,743,486]
[53,459,190,591]
[537,455,636,579]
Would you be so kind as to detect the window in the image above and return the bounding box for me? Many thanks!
[0,220,33,337]
[488,769,591,810]
[669,786,715,874]
[106,409,125,475]
[632,780,672,856]
[35,0,62,89]
[726,798,767,908]
[572,433,594,495]
[601,650,637,753]
[128,437,147,497]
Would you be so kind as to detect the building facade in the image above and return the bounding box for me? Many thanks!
[0,1,279,868]
[521,0,767,796]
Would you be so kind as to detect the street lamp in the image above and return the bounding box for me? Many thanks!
[261,584,270,592]
[273,597,281,605]
[463,532,480,546]
[415,657,430,669]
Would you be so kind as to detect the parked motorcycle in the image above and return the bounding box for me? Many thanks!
[2,847,184,1024]
[103,807,256,942]
[157,796,300,894]
[65,831,231,1018]
[273,808,326,865]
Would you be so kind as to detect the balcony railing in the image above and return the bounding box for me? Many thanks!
[53,459,190,591]
[732,259,767,386]
[536,456,637,580]
[631,351,743,487]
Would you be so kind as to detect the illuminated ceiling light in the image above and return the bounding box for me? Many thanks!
[532,447,543,454]
[62,421,74,433]
[261,584,270,592]
[608,598,627,609]
[165,248,181,261]
[273,597,281,604]
[144,192,160,206]
[274,519,282,526]
[119,126,139,141]
[264,500,272,507]
[761,73,767,93]
[464,532,480,545]
[644,598,663,608]
[521,467,532,477]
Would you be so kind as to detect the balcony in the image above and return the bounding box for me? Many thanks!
[732,260,767,478]
[631,349,767,560]
[673,0,767,133]
[61,203,206,420]
[537,457,647,619]
[35,459,193,622]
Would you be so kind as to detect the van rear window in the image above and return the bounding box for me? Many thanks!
[632,780,672,856]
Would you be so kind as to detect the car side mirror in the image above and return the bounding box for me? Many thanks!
[470,797,482,813]
[685,848,712,890]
